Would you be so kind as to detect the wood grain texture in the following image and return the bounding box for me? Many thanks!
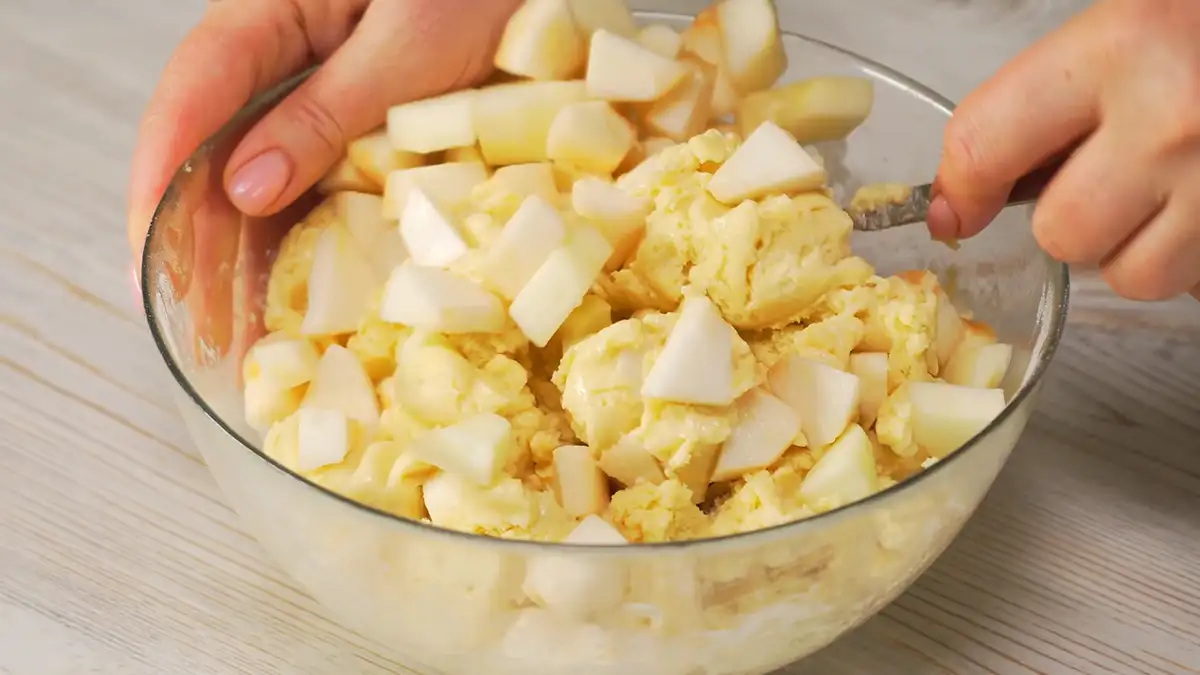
[2,0,1198,674]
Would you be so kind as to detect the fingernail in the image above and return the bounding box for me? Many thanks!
[130,265,142,311]
[927,194,962,240]
[228,150,291,213]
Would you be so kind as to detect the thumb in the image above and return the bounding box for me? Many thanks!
[126,0,365,263]
[222,0,522,217]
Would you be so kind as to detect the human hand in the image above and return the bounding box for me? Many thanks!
[126,0,520,361]
[126,0,521,266]
[928,0,1200,302]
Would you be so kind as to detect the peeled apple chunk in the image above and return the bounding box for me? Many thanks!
[797,424,878,510]
[640,60,717,142]
[934,287,966,366]
[296,407,351,472]
[382,161,488,219]
[478,163,560,207]
[553,445,610,517]
[585,30,690,102]
[386,89,478,154]
[546,101,637,175]
[848,352,888,429]
[736,77,875,143]
[493,0,586,81]
[318,156,377,194]
[303,345,379,427]
[509,225,613,347]
[714,0,787,94]
[399,187,469,268]
[522,514,628,620]
[380,263,506,334]
[567,0,638,40]
[481,194,568,299]
[638,24,684,59]
[570,177,648,270]
[408,413,517,486]
[247,337,319,390]
[706,121,827,204]
[346,131,424,185]
[599,437,665,486]
[300,226,378,336]
[642,295,736,406]
[943,342,1014,391]
[908,381,1007,458]
[474,81,589,166]
[712,389,800,481]
[768,355,861,448]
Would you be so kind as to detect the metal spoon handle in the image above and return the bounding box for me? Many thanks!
[849,159,1061,232]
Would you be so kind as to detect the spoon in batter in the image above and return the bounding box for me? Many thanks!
[846,160,1060,232]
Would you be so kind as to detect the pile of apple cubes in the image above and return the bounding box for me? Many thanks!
[278,0,1013,525]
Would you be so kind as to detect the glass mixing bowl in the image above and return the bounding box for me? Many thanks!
[141,3,1068,674]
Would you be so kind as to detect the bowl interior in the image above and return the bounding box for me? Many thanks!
[141,13,1068,554]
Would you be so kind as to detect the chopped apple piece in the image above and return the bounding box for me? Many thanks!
[599,436,665,486]
[474,81,589,166]
[567,0,638,40]
[547,101,637,175]
[553,445,609,517]
[494,0,586,80]
[334,192,409,277]
[768,355,861,448]
[380,263,506,334]
[570,176,649,269]
[642,295,735,406]
[641,136,677,157]
[346,131,424,185]
[296,407,351,472]
[797,424,878,510]
[409,413,517,486]
[907,381,1007,458]
[244,379,304,434]
[382,161,488,219]
[335,192,388,248]
[567,514,627,543]
[638,24,684,58]
[848,352,888,429]
[557,294,612,348]
[680,9,740,119]
[712,389,800,481]
[509,225,613,347]
[479,163,560,205]
[398,187,469,268]
[318,156,378,194]
[246,337,319,390]
[303,345,380,427]
[714,0,787,94]
[481,194,568,299]
[585,30,690,102]
[736,77,875,144]
[386,89,478,154]
[944,342,1013,390]
[300,226,378,336]
[444,145,485,164]
[707,121,826,204]
[934,288,966,367]
[522,514,628,619]
[640,59,716,142]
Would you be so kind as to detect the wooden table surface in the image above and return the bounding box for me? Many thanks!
[2,1,1199,673]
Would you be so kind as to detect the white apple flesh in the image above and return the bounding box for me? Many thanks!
[641,295,736,406]
[707,121,827,204]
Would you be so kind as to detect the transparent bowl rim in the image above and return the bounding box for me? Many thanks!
[141,30,1069,555]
